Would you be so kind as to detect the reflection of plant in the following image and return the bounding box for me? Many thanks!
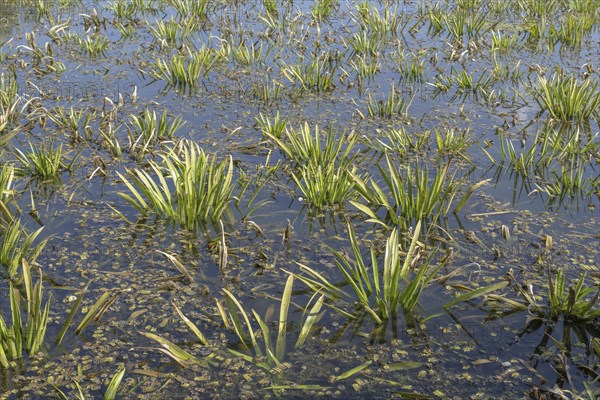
[0,260,51,368]
[219,275,324,370]
[118,141,234,229]
[295,222,440,324]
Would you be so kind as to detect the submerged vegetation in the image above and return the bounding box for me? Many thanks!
[0,0,598,398]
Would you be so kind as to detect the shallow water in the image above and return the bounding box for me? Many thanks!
[1,0,599,398]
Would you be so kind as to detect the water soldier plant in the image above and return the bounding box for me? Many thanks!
[13,141,68,180]
[264,123,363,207]
[0,260,51,368]
[117,140,234,229]
[218,275,324,370]
[0,163,16,224]
[294,221,440,326]
[0,218,46,279]
[350,153,484,230]
[127,108,184,156]
[532,73,600,121]
[488,268,600,322]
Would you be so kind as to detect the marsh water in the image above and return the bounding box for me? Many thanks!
[1,0,599,398]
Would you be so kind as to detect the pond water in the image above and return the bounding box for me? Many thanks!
[1,0,599,398]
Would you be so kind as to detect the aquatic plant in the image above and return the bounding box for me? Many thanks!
[255,111,288,139]
[99,123,123,158]
[491,57,523,82]
[490,30,519,52]
[365,127,429,157]
[127,108,184,152]
[13,141,67,180]
[77,34,110,58]
[46,106,95,142]
[150,46,219,91]
[349,56,380,83]
[53,366,126,400]
[532,73,600,121]
[435,127,473,158]
[295,221,440,324]
[127,0,160,14]
[450,67,496,95]
[539,163,587,199]
[169,0,210,20]
[293,163,359,207]
[265,123,360,207]
[488,268,600,322]
[455,4,495,41]
[365,83,411,119]
[250,79,283,104]
[347,29,384,57]
[280,54,338,92]
[351,154,479,229]
[550,12,597,48]
[355,1,407,37]
[147,17,196,46]
[265,122,357,168]
[106,0,136,21]
[0,218,46,278]
[0,260,51,368]
[428,73,453,92]
[219,275,324,369]
[0,70,19,126]
[104,367,127,400]
[0,164,16,224]
[117,141,234,229]
[147,18,179,45]
[232,40,266,66]
[0,69,33,139]
[311,0,336,23]
[140,302,214,368]
[397,53,425,83]
[425,2,445,35]
[263,0,277,16]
